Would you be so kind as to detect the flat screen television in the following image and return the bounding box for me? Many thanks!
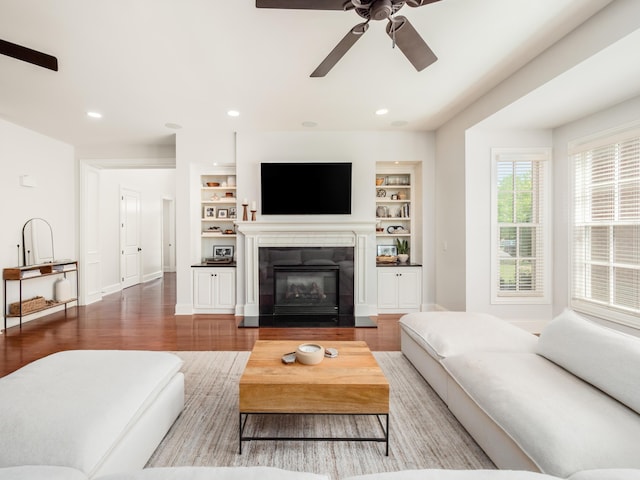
[261,162,352,215]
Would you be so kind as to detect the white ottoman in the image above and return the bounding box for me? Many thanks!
[0,350,184,478]
[399,312,537,402]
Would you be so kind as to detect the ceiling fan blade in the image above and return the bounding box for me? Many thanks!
[311,22,368,77]
[386,16,436,72]
[405,0,441,7]
[0,39,58,71]
[256,0,349,10]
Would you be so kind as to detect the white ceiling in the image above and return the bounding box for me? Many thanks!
[0,0,625,157]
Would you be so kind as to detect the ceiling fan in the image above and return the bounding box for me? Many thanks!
[256,0,440,77]
[0,38,58,71]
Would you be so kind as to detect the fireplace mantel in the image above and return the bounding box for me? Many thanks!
[236,220,376,317]
[236,220,373,238]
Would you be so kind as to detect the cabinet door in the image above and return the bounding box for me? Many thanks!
[193,269,215,308]
[377,269,400,309]
[215,268,236,310]
[397,268,421,309]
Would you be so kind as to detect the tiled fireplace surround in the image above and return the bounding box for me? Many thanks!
[237,221,375,318]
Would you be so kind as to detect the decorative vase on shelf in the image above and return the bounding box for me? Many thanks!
[55,277,72,302]
[398,254,409,263]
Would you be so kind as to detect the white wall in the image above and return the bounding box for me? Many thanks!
[434,0,640,314]
[465,128,553,330]
[98,169,176,293]
[552,94,640,332]
[235,130,435,315]
[0,118,75,329]
[175,130,236,314]
[174,129,435,314]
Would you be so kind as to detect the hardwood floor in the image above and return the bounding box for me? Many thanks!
[1,273,402,377]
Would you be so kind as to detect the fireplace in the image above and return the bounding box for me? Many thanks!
[273,265,339,316]
[258,246,354,318]
[235,220,378,327]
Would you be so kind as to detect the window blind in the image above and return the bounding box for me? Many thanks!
[572,130,640,327]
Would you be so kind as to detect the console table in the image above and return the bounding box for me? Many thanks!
[3,260,78,331]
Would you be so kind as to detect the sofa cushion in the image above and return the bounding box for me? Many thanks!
[442,352,640,478]
[569,470,640,480]
[0,466,87,480]
[0,350,183,476]
[536,309,640,415]
[399,312,537,360]
[342,469,560,480]
[96,467,330,480]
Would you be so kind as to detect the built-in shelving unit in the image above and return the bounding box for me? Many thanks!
[375,166,415,260]
[200,171,238,262]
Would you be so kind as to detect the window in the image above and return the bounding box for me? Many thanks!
[491,148,550,304]
[571,125,640,328]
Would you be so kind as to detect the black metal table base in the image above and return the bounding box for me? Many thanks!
[239,412,389,456]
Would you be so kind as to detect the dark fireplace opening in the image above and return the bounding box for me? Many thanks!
[238,246,376,328]
[274,265,339,316]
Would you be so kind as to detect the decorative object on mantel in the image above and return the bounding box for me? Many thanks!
[250,200,257,221]
[242,199,249,221]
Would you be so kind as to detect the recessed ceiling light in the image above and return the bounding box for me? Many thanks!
[165,122,182,130]
[302,121,317,128]
[391,120,408,127]
[227,110,240,117]
[375,108,389,116]
[86,111,102,119]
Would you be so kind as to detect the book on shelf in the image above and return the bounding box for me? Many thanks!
[21,270,42,279]
[52,264,76,272]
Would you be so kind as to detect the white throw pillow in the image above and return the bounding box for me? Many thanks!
[536,309,640,415]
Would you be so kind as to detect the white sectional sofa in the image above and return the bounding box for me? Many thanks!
[0,350,185,479]
[2,317,640,480]
[399,309,640,478]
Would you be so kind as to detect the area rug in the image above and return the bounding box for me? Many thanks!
[147,351,494,478]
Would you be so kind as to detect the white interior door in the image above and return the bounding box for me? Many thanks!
[120,187,142,289]
[163,198,176,272]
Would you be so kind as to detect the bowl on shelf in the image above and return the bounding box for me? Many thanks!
[206,182,220,187]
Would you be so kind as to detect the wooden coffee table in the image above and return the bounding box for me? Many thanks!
[239,340,390,454]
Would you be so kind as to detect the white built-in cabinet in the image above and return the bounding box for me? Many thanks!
[376,266,422,313]
[193,267,236,313]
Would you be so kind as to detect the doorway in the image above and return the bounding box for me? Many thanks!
[120,187,142,289]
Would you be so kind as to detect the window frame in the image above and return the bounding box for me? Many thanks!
[570,122,640,329]
[490,147,551,305]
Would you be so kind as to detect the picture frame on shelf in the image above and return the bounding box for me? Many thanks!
[229,207,237,219]
[377,245,397,256]
[213,245,234,259]
[204,206,216,218]
[217,208,228,219]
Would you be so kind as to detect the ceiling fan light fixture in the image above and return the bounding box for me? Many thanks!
[369,0,393,21]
